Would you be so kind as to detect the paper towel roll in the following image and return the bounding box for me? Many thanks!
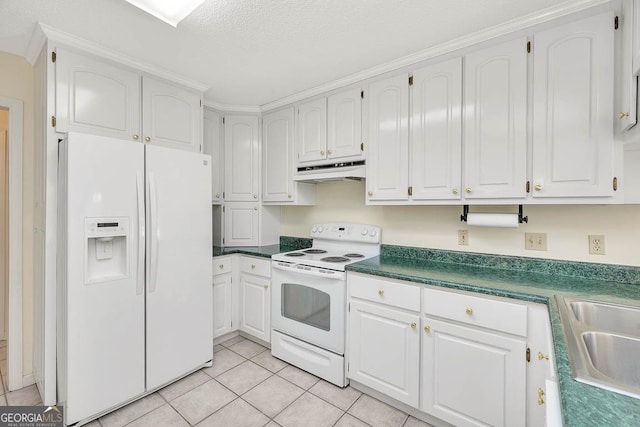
[466,213,519,228]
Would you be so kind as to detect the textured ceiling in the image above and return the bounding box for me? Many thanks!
[0,0,572,106]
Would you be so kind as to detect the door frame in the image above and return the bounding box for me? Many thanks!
[0,96,24,391]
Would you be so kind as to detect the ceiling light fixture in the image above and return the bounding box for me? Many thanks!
[125,0,207,27]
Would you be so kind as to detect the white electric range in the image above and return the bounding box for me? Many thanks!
[271,223,381,387]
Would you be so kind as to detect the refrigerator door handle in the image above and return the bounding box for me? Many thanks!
[136,172,145,296]
[149,172,159,293]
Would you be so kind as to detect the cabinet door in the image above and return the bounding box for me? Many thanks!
[297,98,327,165]
[348,300,419,408]
[223,202,259,246]
[55,48,141,141]
[635,0,640,76]
[263,108,294,202]
[411,58,462,200]
[142,77,202,152]
[367,74,410,201]
[532,12,614,198]
[618,1,638,132]
[224,115,260,202]
[240,273,270,343]
[327,88,364,161]
[464,37,527,199]
[421,317,526,427]
[203,109,224,203]
[212,274,232,339]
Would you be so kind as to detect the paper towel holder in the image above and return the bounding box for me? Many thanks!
[460,205,528,224]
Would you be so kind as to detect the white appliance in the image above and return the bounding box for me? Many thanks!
[271,223,381,387]
[57,133,213,425]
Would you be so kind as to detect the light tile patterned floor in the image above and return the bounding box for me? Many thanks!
[1,337,435,427]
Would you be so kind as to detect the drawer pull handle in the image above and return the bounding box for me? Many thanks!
[251,264,256,270]
[465,308,473,315]
[465,187,472,193]
[410,323,416,329]
[219,264,224,269]
[538,352,549,361]
[264,284,269,289]
[424,326,430,333]
[537,388,545,405]
[378,290,384,296]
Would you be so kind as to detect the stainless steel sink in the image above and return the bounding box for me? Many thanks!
[556,296,640,398]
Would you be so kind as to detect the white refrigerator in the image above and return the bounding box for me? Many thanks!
[57,133,212,425]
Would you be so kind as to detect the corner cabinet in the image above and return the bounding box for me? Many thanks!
[55,47,203,152]
[224,114,260,202]
[203,108,224,203]
[463,36,528,199]
[239,256,271,343]
[262,107,316,205]
[531,11,615,198]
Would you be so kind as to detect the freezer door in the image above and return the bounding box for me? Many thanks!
[145,145,213,390]
[61,133,145,424]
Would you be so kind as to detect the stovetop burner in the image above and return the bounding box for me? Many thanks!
[285,252,305,257]
[344,253,364,258]
[321,256,351,263]
[304,249,328,254]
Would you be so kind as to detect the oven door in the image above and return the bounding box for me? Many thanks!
[271,262,345,355]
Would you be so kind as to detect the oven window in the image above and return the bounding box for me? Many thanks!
[282,283,330,331]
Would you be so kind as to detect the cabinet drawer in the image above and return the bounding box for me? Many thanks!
[240,256,271,277]
[423,287,527,336]
[212,256,233,276]
[349,274,420,312]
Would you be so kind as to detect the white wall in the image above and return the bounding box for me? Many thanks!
[282,180,640,266]
[0,51,34,380]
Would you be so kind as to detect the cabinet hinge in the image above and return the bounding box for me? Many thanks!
[526,181,531,193]
[526,41,531,53]
[408,186,413,196]
[360,90,364,99]
[51,51,56,63]
[360,142,364,152]
[347,362,350,373]
[51,116,56,127]
[222,116,225,124]
[526,347,531,363]
[223,237,225,244]
[348,303,350,312]
[613,177,618,191]
[222,205,225,213]
[200,99,202,107]
[614,15,619,30]
[223,191,225,198]
[408,75,414,86]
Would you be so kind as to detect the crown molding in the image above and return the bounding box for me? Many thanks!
[203,99,261,114]
[260,0,611,112]
[35,23,209,93]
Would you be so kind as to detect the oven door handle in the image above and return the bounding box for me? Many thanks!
[272,262,346,280]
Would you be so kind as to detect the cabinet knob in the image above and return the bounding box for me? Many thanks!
[253,195,258,199]
[367,191,373,197]
[264,284,269,289]
[215,194,220,198]
[465,187,472,193]
[452,189,458,195]
[320,150,325,156]
[251,264,256,269]
[144,136,151,142]
[327,149,333,155]
[288,194,292,199]
[538,352,549,361]
[619,112,630,119]
[378,289,384,296]
[254,207,258,211]
[410,322,417,329]
[219,264,224,269]
[133,134,139,141]
[534,184,542,192]
[465,308,473,315]
[424,325,430,333]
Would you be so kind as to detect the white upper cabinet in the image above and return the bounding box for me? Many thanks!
[367,74,410,201]
[464,37,528,199]
[619,1,638,132]
[634,0,640,76]
[263,108,294,202]
[327,88,364,161]
[532,12,614,198]
[411,57,463,201]
[55,47,141,141]
[54,48,203,152]
[142,76,202,152]
[224,202,260,246]
[297,98,327,165]
[203,108,223,203]
[224,114,260,202]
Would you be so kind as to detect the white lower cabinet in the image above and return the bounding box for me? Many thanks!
[239,257,271,343]
[212,257,233,339]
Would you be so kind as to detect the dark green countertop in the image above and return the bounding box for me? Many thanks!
[212,242,640,426]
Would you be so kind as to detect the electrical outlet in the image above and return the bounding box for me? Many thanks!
[589,235,605,255]
[525,233,547,251]
[458,229,469,246]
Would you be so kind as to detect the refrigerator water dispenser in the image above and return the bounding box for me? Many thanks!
[85,218,129,284]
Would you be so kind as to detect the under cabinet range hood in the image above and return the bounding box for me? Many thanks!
[293,161,366,182]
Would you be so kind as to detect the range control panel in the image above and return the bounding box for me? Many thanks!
[310,223,381,243]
